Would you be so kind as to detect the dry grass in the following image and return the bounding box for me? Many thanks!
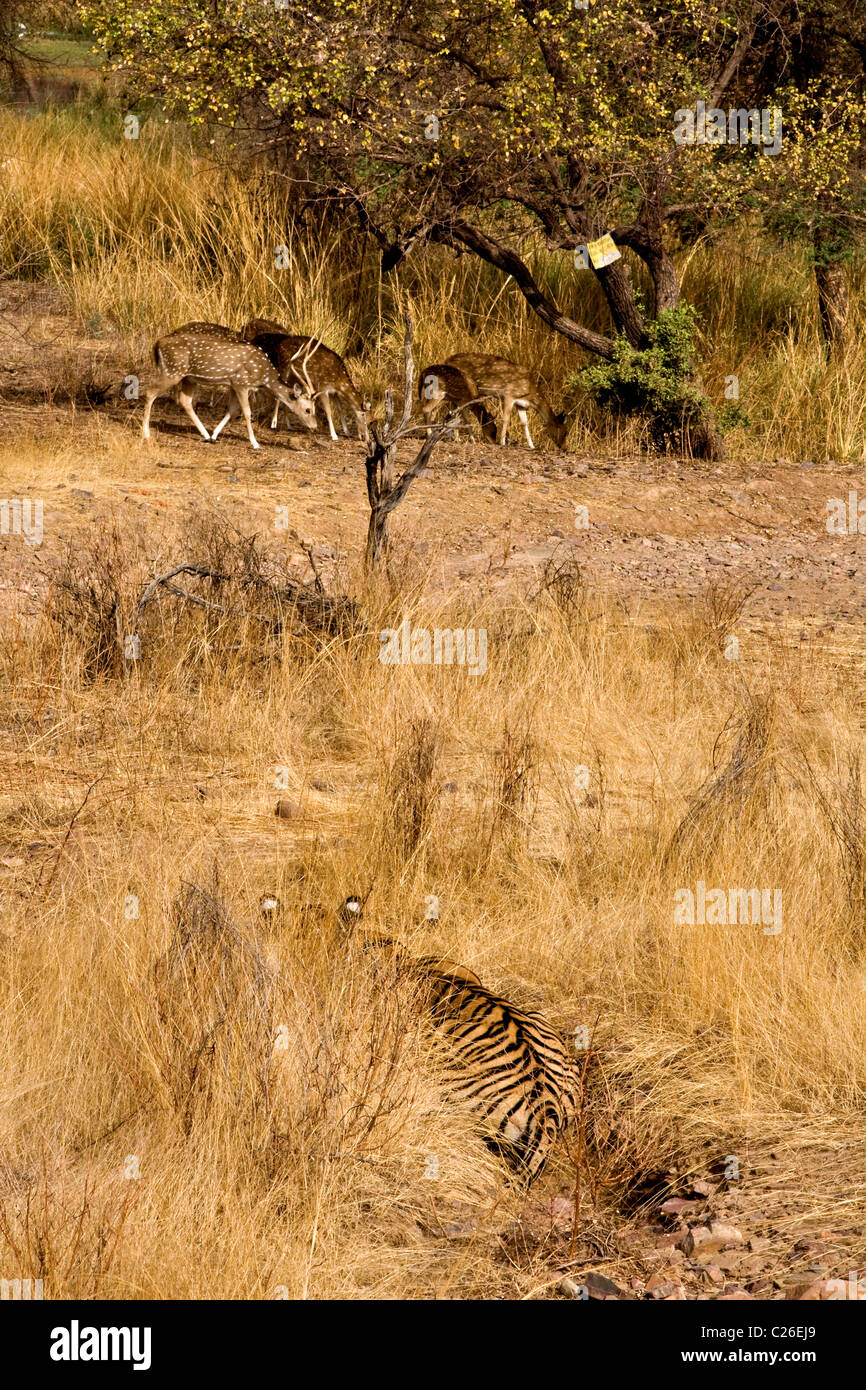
[2,508,866,1297]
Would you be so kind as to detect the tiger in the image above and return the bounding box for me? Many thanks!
[337,895,578,1182]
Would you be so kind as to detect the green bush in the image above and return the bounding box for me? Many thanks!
[573,305,718,451]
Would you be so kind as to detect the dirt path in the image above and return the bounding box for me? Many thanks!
[1,400,864,636]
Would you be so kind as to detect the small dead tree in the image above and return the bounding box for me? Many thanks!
[364,311,474,570]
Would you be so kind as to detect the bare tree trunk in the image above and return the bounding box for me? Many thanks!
[689,414,726,462]
[814,258,850,359]
[364,436,395,570]
[364,311,470,570]
[594,260,644,347]
[645,251,681,317]
[813,220,850,359]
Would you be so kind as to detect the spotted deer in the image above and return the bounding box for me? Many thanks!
[141,324,316,449]
[444,353,568,448]
[242,318,370,443]
[178,322,242,339]
[418,362,498,441]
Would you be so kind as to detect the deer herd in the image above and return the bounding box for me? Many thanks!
[140,318,568,452]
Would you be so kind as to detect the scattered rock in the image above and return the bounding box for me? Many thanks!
[585,1272,625,1299]
[558,1277,586,1299]
[646,1271,672,1292]
[275,798,303,819]
[679,1226,710,1255]
[710,1222,745,1246]
[679,1221,744,1256]
[660,1197,704,1216]
[654,1232,681,1250]
[546,1196,575,1227]
[794,1278,865,1301]
[441,1220,477,1239]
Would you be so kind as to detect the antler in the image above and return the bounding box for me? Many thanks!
[289,335,322,396]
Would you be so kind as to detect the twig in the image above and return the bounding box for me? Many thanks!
[34,775,105,898]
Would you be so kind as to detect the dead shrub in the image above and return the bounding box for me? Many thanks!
[692,580,755,656]
[663,693,777,875]
[47,521,146,680]
[529,549,586,629]
[135,509,362,661]
[481,715,539,863]
[0,1154,139,1300]
[268,947,428,1177]
[798,746,866,951]
[383,716,442,863]
[146,879,276,1135]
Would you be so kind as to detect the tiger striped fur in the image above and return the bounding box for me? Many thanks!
[339,898,577,1182]
[420,968,578,1182]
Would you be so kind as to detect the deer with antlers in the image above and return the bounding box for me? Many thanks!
[242,318,370,443]
[141,323,317,449]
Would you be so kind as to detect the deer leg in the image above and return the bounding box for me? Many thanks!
[177,388,212,441]
[499,395,513,446]
[141,388,159,440]
[471,403,496,442]
[320,390,339,441]
[333,394,350,437]
[210,392,239,442]
[270,399,281,430]
[516,406,535,449]
[236,387,260,450]
[142,374,179,439]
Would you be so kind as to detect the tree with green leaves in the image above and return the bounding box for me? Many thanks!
[84,0,863,454]
[736,2,866,357]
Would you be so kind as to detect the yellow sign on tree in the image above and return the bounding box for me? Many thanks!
[586,234,621,268]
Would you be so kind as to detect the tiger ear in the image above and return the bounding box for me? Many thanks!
[337,895,364,931]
